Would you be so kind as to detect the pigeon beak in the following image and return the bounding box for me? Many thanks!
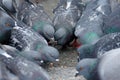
[55,59,59,62]
[49,37,57,44]
[75,72,79,77]
[77,56,80,62]
[50,38,55,41]
[40,60,44,63]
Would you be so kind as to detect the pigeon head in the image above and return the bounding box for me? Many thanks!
[32,22,55,41]
[77,44,94,60]
[39,46,59,62]
[76,58,98,80]
[54,28,67,45]
[43,24,55,41]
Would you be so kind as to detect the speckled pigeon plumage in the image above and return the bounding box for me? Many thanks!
[10,24,59,63]
[75,0,111,60]
[78,32,120,60]
[53,0,83,46]
[17,2,55,42]
[0,45,50,80]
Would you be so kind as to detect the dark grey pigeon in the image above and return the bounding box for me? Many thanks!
[0,8,15,44]
[17,2,55,42]
[75,0,111,44]
[76,58,98,80]
[0,45,50,80]
[75,0,111,60]
[10,24,59,63]
[53,0,83,46]
[94,32,120,58]
[77,32,120,60]
[76,48,120,80]
[103,5,120,34]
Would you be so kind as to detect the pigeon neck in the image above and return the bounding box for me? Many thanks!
[104,27,120,34]
[81,32,100,44]
[34,43,45,51]
[87,59,98,80]
[32,21,46,31]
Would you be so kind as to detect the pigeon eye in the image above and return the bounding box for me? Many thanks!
[5,23,11,27]
[79,67,84,71]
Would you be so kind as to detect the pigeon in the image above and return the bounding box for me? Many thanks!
[78,32,120,60]
[0,8,15,44]
[0,45,45,66]
[0,45,50,80]
[75,0,111,59]
[10,24,59,63]
[75,0,111,44]
[76,48,120,80]
[53,0,83,47]
[17,1,55,42]
[103,5,120,34]
[76,58,98,80]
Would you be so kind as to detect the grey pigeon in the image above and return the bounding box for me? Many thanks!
[78,32,120,60]
[76,48,120,80]
[10,25,59,63]
[1,45,44,65]
[17,2,55,42]
[0,8,15,44]
[53,0,83,46]
[75,0,111,59]
[0,45,50,80]
[76,58,98,80]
